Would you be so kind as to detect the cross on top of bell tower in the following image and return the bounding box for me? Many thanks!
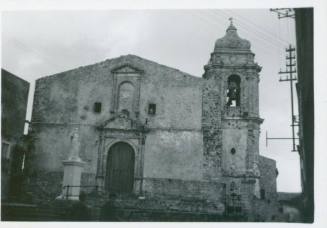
[212,19,251,52]
[229,17,233,25]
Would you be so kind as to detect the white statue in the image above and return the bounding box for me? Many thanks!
[229,163,236,175]
[68,127,82,161]
[253,163,260,177]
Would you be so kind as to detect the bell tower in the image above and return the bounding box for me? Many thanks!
[202,20,263,211]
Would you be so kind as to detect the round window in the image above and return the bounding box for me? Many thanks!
[231,148,236,155]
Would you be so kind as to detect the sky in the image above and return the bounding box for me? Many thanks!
[2,9,301,192]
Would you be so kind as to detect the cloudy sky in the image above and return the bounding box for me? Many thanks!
[2,9,301,192]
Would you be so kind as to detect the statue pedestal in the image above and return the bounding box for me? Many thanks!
[59,159,85,200]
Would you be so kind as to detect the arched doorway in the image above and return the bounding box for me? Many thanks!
[106,142,135,193]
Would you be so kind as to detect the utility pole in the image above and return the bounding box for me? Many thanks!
[270,8,295,19]
[266,9,298,152]
[265,44,299,151]
[279,44,298,151]
[266,45,299,151]
[279,45,298,151]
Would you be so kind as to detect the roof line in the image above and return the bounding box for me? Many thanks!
[36,54,201,81]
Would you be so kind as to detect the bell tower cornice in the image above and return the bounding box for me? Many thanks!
[204,63,262,72]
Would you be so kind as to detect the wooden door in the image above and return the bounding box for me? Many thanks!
[106,142,135,193]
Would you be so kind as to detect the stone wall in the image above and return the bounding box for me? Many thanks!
[201,69,224,180]
[143,177,224,201]
[25,171,63,203]
[29,55,204,198]
[221,125,248,173]
[144,130,203,181]
[1,69,30,200]
[31,55,202,127]
[29,124,99,175]
[1,69,30,141]
[258,155,278,201]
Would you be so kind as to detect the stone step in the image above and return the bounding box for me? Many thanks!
[1,203,68,221]
[1,195,238,221]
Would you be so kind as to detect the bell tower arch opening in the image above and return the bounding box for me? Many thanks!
[226,75,241,107]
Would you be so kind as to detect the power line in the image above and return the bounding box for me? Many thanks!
[189,11,278,58]
[270,8,295,19]
[210,10,287,51]
[225,9,290,46]
[4,38,64,70]
[215,10,288,48]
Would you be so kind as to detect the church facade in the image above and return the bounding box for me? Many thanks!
[28,22,278,219]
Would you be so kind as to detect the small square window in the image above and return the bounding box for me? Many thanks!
[148,103,156,115]
[94,102,102,113]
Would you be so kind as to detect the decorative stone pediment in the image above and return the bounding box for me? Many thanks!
[106,116,133,130]
[102,113,135,130]
[110,64,142,118]
[111,64,144,74]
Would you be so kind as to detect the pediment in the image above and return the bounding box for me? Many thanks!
[111,64,144,74]
[100,112,138,130]
[105,117,133,130]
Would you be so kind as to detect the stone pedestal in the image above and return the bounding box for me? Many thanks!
[59,159,85,200]
[254,178,260,198]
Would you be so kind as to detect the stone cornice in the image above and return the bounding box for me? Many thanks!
[204,63,262,72]
[110,63,145,74]
[212,49,254,55]
[222,116,264,124]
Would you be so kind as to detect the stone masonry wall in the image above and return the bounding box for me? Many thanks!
[144,130,203,181]
[29,55,204,199]
[258,155,278,201]
[202,69,224,180]
[251,155,279,222]
[1,69,30,141]
[1,69,30,200]
[143,177,225,202]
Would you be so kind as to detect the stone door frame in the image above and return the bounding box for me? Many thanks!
[96,129,145,195]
